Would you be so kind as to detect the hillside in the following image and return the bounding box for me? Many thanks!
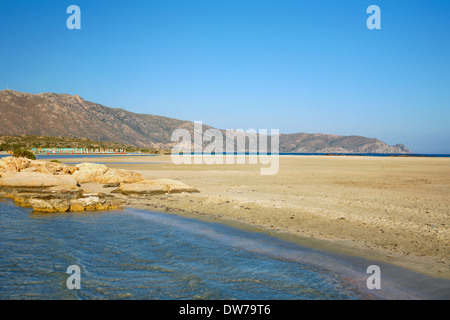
[0,90,196,148]
[279,133,410,153]
[0,90,410,153]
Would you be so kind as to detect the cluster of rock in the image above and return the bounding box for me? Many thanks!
[71,163,145,184]
[0,156,77,176]
[0,157,199,213]
[6,190,122,213]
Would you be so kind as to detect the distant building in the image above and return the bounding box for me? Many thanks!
[32,148,126,155]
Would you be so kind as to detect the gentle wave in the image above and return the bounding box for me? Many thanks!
[0,200,371,300]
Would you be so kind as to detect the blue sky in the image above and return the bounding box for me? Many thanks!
[0,0,449,153]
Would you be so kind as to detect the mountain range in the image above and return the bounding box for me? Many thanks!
[0,90,410,153]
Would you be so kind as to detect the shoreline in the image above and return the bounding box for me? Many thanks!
[122,204,450,299]
[4,197,447,299]
[2,154,449,282]
[126,199,449,282]
[76,154,449,281]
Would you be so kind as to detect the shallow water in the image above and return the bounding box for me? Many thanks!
[0,200,374,300]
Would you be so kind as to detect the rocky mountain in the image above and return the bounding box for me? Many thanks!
[0,90,197,149]
[279,133,410,153]
[0,90,410,153]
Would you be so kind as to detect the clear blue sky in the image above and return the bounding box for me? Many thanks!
[0,0,449,153]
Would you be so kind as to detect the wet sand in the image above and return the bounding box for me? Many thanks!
[63,154,450,279]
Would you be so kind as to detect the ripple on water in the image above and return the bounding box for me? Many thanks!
[0,200,370,300]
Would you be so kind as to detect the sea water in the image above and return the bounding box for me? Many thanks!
[0,200,372,300]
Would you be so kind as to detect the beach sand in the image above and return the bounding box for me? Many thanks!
[66,154,449,279]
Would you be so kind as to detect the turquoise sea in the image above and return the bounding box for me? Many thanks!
[0,200,371,300]
[1,199,449,300]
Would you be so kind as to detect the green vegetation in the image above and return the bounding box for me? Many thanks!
[0,143,11,151]
[139,148,171,155]
[50,159,62,163]
[12,149,36,160]
[0,134,170,154]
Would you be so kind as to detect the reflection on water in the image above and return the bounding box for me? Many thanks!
[0,200,370,300]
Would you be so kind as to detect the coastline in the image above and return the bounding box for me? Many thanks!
[65,154,450,281]
[126,201,450,283]
[122,205,450,300]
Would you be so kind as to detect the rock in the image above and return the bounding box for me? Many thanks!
[6,192,34,208]
[0,172,80,191]
[28,197,70,213]
[101,168,145,184]
[0,157,77,175]
[0,159,197,213]
[72,163,145,184]
[14,196,31,208]
[69,193,124,212]
[71,163,108,182]
[4,191,124,213]
[0,157,30,173]
[103,183,120,188]
[113,178,199,195]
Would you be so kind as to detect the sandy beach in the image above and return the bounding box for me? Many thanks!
[62,154,449,279]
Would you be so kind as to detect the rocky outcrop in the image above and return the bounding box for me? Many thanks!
[0,172,80,191]
[0,159,125,212]
[68,193,123,212]
[0,157,199,213]
[113,178,199,195]
[5,191,124,213]
[27,197,71,213]
[72,163,145,184]
[0,156,77,176]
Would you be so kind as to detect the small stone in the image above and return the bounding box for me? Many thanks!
[103,183,120,188]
